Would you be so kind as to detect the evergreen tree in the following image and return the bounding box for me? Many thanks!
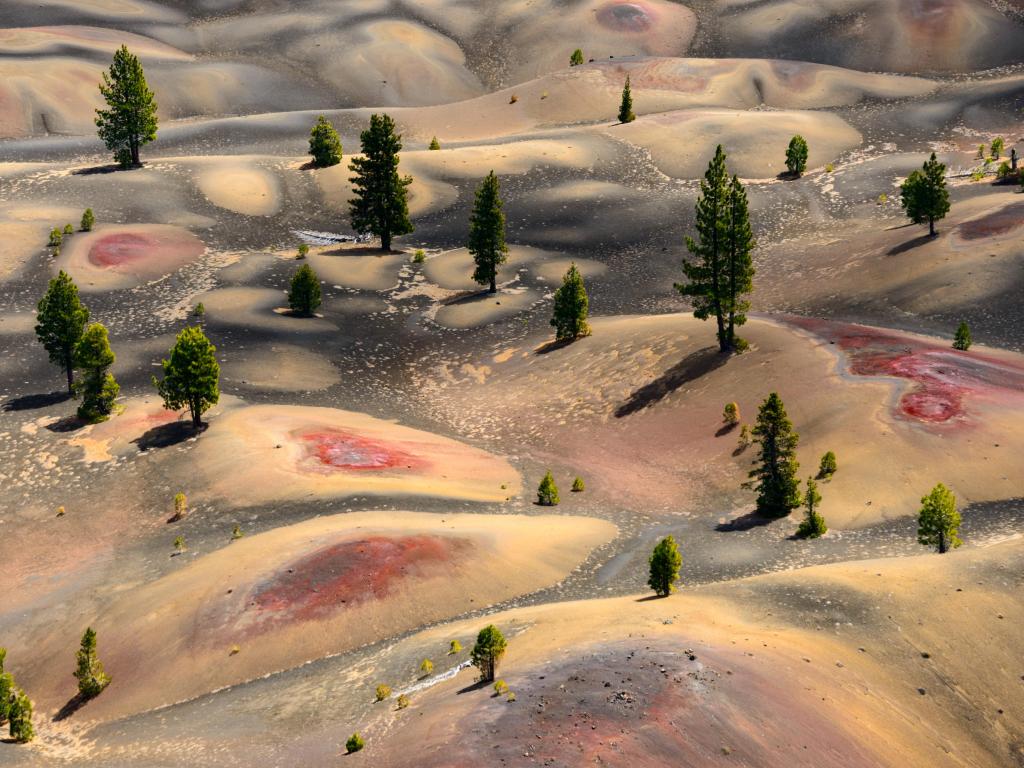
[346,733,365,753]
[953,322,971,351]
[618,76,635,123]
[537,471,559,506]
[428,136,441,150]
[95,45,158,167]
[647,535,682,597]
[918,483,962,554]
[570,48,584,66]
[308,115,342,168]
[8,688,33,743]
[81,208,95,232]
[468,170,509,293]
[0,648,11,726]
[348,113,413,251]
[818,450,837,478]
[154,326,220,428]
[749,392,802,517]
[35,270,90,394]
[288,263,322,316]
[550,263,591,341]
[723,402,740,426]
[470,624,507,682]
[75,322,119,422]
[900,153,950,236]
[991,137,1004,159]
[724,174,755,347]
[796,477,827,538]
[74,627,111,699]
[785,135,808,177]
[572,476,585,492]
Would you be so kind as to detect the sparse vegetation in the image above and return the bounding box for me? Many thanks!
[977,143,986,159]
[648,535,682,597]
[35,270,90,394]
[785,135,809,177]
[396,693,410,709]
[990,137,1004,159]
[231,525,244,540]
[288,263,322,317]
[507,691,516,702]
[412,248,426,263]
[493,679,509,695]
[900,152,949,236]
[95,45,158,167]
[572,476,584,492]
[346,733,365,753]
[537,471,559,506]
[917,483,962,554]
[750,393,802,517]
[173,535,187,553]
[953,321,971,351]
[8,688,33,743]
[818,451,837,479]
[468,170,509,293]
[154,326,220,428]
[63,222,74,235]
[448,640,462,654]
[49,227,63,247]
[375,684,391,702]
[825,162,834,173]
[74,627,111,699]
[723,402,740,426]
[81,208,95,231]
[796,477,827,538]
[74,322,119,422]
[550,262,590,341]
[420,658,433,676]
[297,242,309,259]
[348,113,413,252]
[618,76,635,123]
[738,424,752,450]
[570,48,584,66]
[172,492,187,522]
[997,161,1011,180]
[470,624,507,683]
[308,114,342,168]
[509,94,518,104]
[428,136,441,150]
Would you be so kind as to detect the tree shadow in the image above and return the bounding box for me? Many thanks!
[133,420,205,451]
[71,163,141,176]
[887,233,936,256]
[776,170,800,181]
[2,391,71,412]
[53,693,88,722]
[615,346,729,418]
[731,443,750,457]
[715,511,776,532]
[535,337,574,356]
[634,594,667,603]
[456,679,491,695]
[322,245,394,257]
[715,422,738,438]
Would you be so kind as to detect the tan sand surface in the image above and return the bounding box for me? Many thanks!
[434,288,541,329]
[221,344,340,392]
[193,159,282,216]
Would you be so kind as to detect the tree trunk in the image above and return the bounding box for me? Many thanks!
[716,315,728,353]
[131,138,140,166]
[191,401,202,429]
[929,217,935,237]
[489,269,496,294]
[65,356,74,394]
[381,231,390,252]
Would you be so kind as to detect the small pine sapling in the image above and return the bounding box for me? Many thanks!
[63,223,74,235]
[81,208,95,231]
[953,321,971,351]
[420,658,433,676]
[173,535,187,554]
[231,525,244,540]
[818,451,837,479]
[537,471,559,506]
[428,136,441,150]
[297,242,309,259]
[346,733,365,753]
[723,402,740,426]
[448,640,462,655]
[571,476,584,492]
[171,492,187,522]
[396,693,410,709]
[796,477,827,538]
[493,679,509,695]
[49,227,63,247]
[375,684,391,702]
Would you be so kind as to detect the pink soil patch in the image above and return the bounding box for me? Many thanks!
[596,2,654,32]
[955,201,1024,241]
[85,228,205,274]
[250,535,467,624]
[90,233,159,267]
[786,317,1024,425]
[297,429,423,471]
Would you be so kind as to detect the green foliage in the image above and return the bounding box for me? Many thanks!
[675,146,755,353]
[570,48,584,66]
[154,326,220,428]
[572,476,584,492]
[173,535,186,553]
[738,423,752,450]
[428,136,441,150]
[723,402,740,426]
[288,263,322,317]
[537,470,559,506]
[796,477,827,538]
[506,691,516,702]
[970,169,985,182]
[818,450,837,478]
[917,483,962,554]
[785,135,809,176]
[0,672,12,727]
[997,161,1011,179]
[8,688,33,743]
[75,322,119,422]
[172,492,187,521]
[550,262,591,341]
[375,684,391,702]
[648,535,682,597]
[81,208,95,232]
[308,115,342,168]
[448,639,462,654]
[618,76,635,123]
[49,227,63,247]
[74,627,111,699]
[63,223,74,235]
[493,679,509,695]
[348,113,413,251]
[346,733,365,753]
[396,693,410,709]
[193,302,205,317]
[36,270,90,393]
[953,321,971,351]
[468,170,509,293]
[231,525,244,540]
[900,153,950,236]
[412,248,426,263]
[825,162,834,173]
[990,137,1004,159]
[420,658,434,676]
[95,45,158,167]
[297,243,309,259]
[750,393,802,517]
[471,625,507,683]
[977,143,986,159]
[877,193,888,204]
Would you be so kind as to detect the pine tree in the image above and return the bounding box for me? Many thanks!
[550,263,591,341]
[953,322,971,351]
[0,648,11,726]
[74,627,111,699]
[749,392,802,517]
[900,153,950,236]
[154,326,220,428]
[537,471,559,506]
[818,451,837,478]
[796,477,827,538]
[428,136,441,150]
[785,135,808,177]
[346,733,365,753]
[81,208,95,232]
[308,115,342,168]
[647,535,682,597]
[8,688,33,743]
[618,76,635,123]
[570,48,584,66]
[470,624,507,682]
[677,146,749,353]
[348,113,413,251]
[468,170,509,293]
[918,483,962,554]
[723,402,740,426]
[75,322,119,422]
[35,270,90,394]
[95,45,158,167]
[288,263,322,316]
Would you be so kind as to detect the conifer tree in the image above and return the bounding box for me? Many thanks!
[618,76,635,123]
[348,113,413,251]
[953,321,971,351]
[648,535,682,597]
[428,136,441,150]
[288,263,322,316]
[537,471,559,506]
[470,624,507,682]
[0,649,11,726]
[8,688,33,743]
[570,48,584,66]
[918,483,962,554]
[900,153,950,236]
[308,115,343,168]
[550,263,591,341]
[818,450,837,478]
[785,135,809,177]
[81,208,95,232]
[724,174,755,347]
[468,170,509,293]
[796,477,827,538]
[95,45,158,167]
[154,326,220,428]
[75,322,119,422]
[35,270,90,394]
[74,627,111,699]
[749,392,802,517]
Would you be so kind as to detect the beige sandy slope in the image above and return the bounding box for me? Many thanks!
[220,343,340,392]
[0,26,191,59]
[0,202,81,280]
[190,158,283,216]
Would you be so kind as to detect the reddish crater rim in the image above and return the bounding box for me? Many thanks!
[88,233,153,267]
[250,535,468,624]
[596,2,654,32]
[297,429,422,471]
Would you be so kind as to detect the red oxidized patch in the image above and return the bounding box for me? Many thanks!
[596,2,653,32]
[298,429,421,471]
[88,233,153,267]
